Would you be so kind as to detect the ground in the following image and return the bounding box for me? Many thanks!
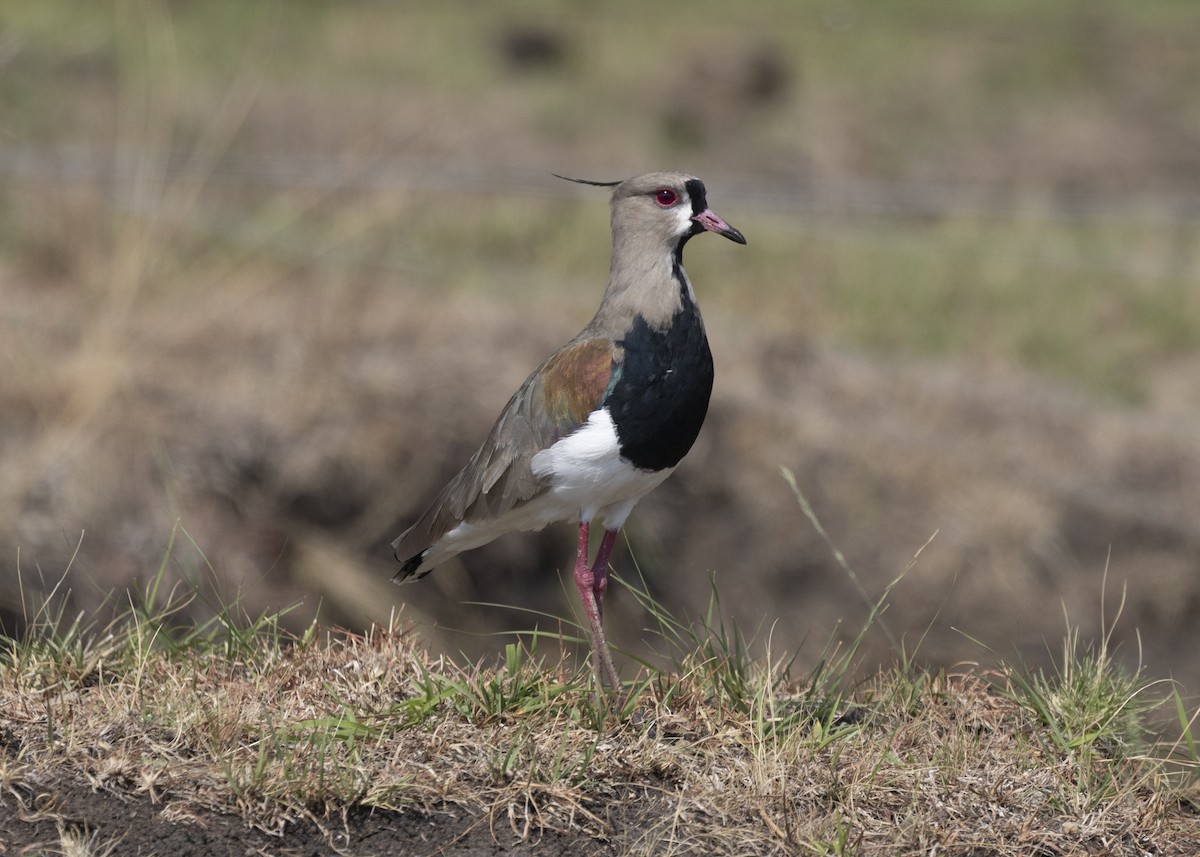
[2,785,645,857]
[3,3,1200,853]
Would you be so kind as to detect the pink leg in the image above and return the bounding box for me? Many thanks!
[572,521,621,693]
[590,528,620,612]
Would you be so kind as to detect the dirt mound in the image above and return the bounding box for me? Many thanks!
[3,274,1197,691]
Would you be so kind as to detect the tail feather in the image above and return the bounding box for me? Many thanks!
[392,552,424,583]
[392,527,428,582]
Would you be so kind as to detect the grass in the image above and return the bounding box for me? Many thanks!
[4,3,1200,851]
[2,521,1198,854]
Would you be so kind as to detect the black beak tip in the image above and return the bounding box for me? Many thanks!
[725,227,747,245]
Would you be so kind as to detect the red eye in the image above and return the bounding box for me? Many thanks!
[654,188,678,206]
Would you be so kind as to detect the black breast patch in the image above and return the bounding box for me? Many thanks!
[605,302,714,472]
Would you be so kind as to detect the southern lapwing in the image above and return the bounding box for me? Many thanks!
[391,171,746,691]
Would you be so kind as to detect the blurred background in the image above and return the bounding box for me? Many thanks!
[2,1,1199,692]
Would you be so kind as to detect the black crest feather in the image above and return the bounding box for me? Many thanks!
[552,173,622,187]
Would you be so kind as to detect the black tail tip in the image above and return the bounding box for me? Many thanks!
[392,551,424,583]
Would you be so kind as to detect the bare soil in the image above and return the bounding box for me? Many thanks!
[0,782,651,856]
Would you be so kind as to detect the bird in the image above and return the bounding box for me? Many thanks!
[391,171,746,691]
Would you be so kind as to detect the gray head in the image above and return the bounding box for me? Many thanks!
[555,171,745,329]
[556,171,746,252]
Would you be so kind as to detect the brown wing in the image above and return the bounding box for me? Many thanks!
[392,337,617,577]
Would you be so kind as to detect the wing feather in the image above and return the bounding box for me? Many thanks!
[392,337,617,575]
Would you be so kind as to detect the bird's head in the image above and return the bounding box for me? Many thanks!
[555,171,746,254]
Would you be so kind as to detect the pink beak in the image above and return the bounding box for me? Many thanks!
[692,209,747,244]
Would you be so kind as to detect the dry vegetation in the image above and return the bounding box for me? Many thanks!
[3,0,1200,852]
[2,560,1198,855]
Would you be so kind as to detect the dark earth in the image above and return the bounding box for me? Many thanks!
[0,781,655,856]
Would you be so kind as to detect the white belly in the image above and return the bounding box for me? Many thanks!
[423,408,671,570]
[531,407,674,527]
